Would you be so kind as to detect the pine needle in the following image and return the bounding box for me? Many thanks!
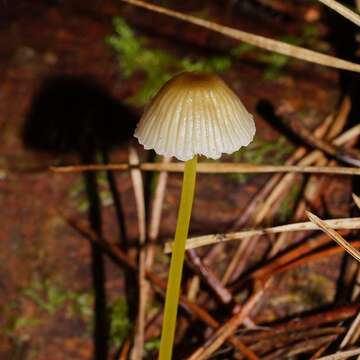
[307,212,360,263]
[51,163,360,176]
[352,193,360,210]
[164,217,360,252]
[317,347,360,360]
[318,0,360,28]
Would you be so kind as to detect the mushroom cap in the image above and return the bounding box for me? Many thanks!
[134,72,256,161]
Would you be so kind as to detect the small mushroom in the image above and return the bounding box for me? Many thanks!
[135,71,255,161]
[134,71,255,360]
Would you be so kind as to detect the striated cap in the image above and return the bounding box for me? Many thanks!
[134,72,256,161]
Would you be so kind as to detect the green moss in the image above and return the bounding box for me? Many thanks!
[149,155,162,196]
[23,280,69,315]
[277,183,300,222]
[4,303,42,340]
[230,136,294,183]
[108,298,132,347]
[145,337,161,353]
[68,292,94,319]
[106,17,232,106]
[274,270,334,311]
[231,43,255,57]
[233,136,294,164]
[230,35,300,80]
[107,16,325,96]
[232,28,323,80]
[4,280,94,343]
[5,280,133,351]
[69,170,114,213]
[259,36,301,80]
[302,24,320,41]
[189,7,211,20]
[22,280,94,320]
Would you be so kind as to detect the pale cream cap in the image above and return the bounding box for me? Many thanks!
[134,72,256,161]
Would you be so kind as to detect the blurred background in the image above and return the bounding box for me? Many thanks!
[1,0,360,359]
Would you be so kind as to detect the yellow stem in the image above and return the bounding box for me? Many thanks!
[159,156,198,360]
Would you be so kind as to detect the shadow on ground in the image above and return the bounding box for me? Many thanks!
[22,75,137,360]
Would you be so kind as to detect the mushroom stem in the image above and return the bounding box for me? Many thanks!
[159,155,198,360]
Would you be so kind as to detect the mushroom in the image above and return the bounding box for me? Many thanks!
[135,72,255,161]
[134,71,255,359]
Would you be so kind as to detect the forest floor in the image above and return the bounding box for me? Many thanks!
[0,0,358,359]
